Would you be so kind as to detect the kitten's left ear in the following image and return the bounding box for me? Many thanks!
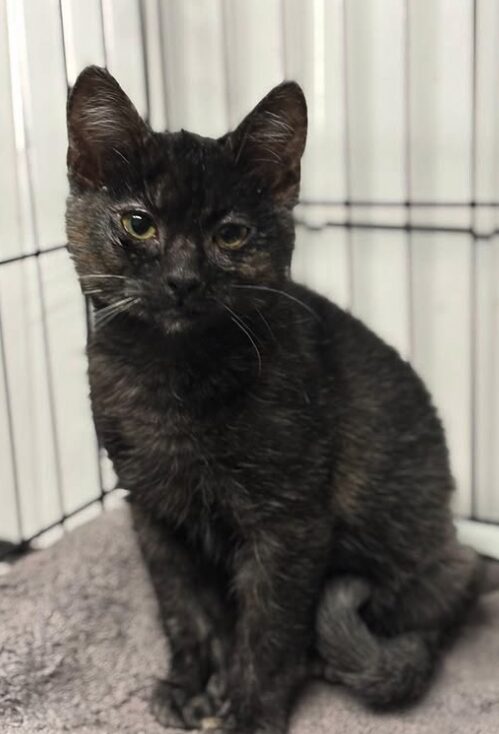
[223,81,307,207]
[67,65,148,189]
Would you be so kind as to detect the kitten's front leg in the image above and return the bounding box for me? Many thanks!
[131,503,232,730]
[224,525,329,734]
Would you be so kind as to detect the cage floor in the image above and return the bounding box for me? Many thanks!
[0,507,498,733]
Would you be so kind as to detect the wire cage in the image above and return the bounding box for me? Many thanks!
[1,0,498,563]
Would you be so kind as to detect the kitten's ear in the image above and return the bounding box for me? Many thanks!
[67,65,147,188]
[223,81,307,206]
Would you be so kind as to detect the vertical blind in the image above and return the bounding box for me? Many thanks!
[0,0,498,546]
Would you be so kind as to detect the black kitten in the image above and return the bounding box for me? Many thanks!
[66,66,479,733]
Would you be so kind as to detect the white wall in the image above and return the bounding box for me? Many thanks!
[0,0,498,544]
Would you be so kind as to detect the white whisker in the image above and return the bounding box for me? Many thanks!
[232,284,320,321]
[82,288,105,296]
[256,307,278,345]
[93,297,137,330]
[112,147,130,164]
[80,274,127,280]
[219,301,262,376]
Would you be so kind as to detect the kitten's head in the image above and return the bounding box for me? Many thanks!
[66,66,307,335]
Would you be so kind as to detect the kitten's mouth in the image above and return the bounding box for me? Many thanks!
[150,302,214,334]
[163,314,195,334]
[138,294,227,335]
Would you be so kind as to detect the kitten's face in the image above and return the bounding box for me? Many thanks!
[66,67,307,334]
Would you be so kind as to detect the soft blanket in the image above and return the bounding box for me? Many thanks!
[0,507,498,733]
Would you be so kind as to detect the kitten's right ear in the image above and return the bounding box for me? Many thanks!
[222,81,307,207]
[67,65,147,189]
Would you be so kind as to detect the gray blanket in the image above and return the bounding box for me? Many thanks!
[1,507,498,733]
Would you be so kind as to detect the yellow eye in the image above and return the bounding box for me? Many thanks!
[214,223,250,250]
[121,212,157,240]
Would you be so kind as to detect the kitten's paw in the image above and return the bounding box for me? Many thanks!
[150,680,187,729]
[205,725,282,734]
[151,678,230,731]
[182,692,220,729]
[209,707,285,734]
[205,671,229,710]
[235,724,285,734]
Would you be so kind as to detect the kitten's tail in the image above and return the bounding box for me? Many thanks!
[314,577,439,707]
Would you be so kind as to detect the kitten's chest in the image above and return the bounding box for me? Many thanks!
[91,352,241,507]
[126,402,253,561]
[117,388,220,485]
[89,339,321,533]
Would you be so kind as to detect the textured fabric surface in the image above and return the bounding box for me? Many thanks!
[0,507,497,734]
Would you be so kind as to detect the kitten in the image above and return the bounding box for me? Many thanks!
[66,66,480,734]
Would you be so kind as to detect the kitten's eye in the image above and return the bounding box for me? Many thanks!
[214,223,250,250]
[121,212,157,240]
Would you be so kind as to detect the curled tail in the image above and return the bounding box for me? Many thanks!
[315,577,437,707]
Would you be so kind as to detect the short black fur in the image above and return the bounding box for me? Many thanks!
[66,66,480,733]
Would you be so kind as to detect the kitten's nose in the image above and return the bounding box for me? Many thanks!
[166,274,201,303]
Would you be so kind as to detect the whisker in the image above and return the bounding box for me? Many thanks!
[82,288,105,296]
[112,147,130,164]
[94,298,128,315]
[95,303,134,329]
[255,307,278,345]
[93,297,137,330]
[230,317,263,376]
[80,274,128,281]
[94,306,121,328]
[222,302,264,350]
[105,296,136,313]
[232,284,320,321]
[218,301,262,376]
